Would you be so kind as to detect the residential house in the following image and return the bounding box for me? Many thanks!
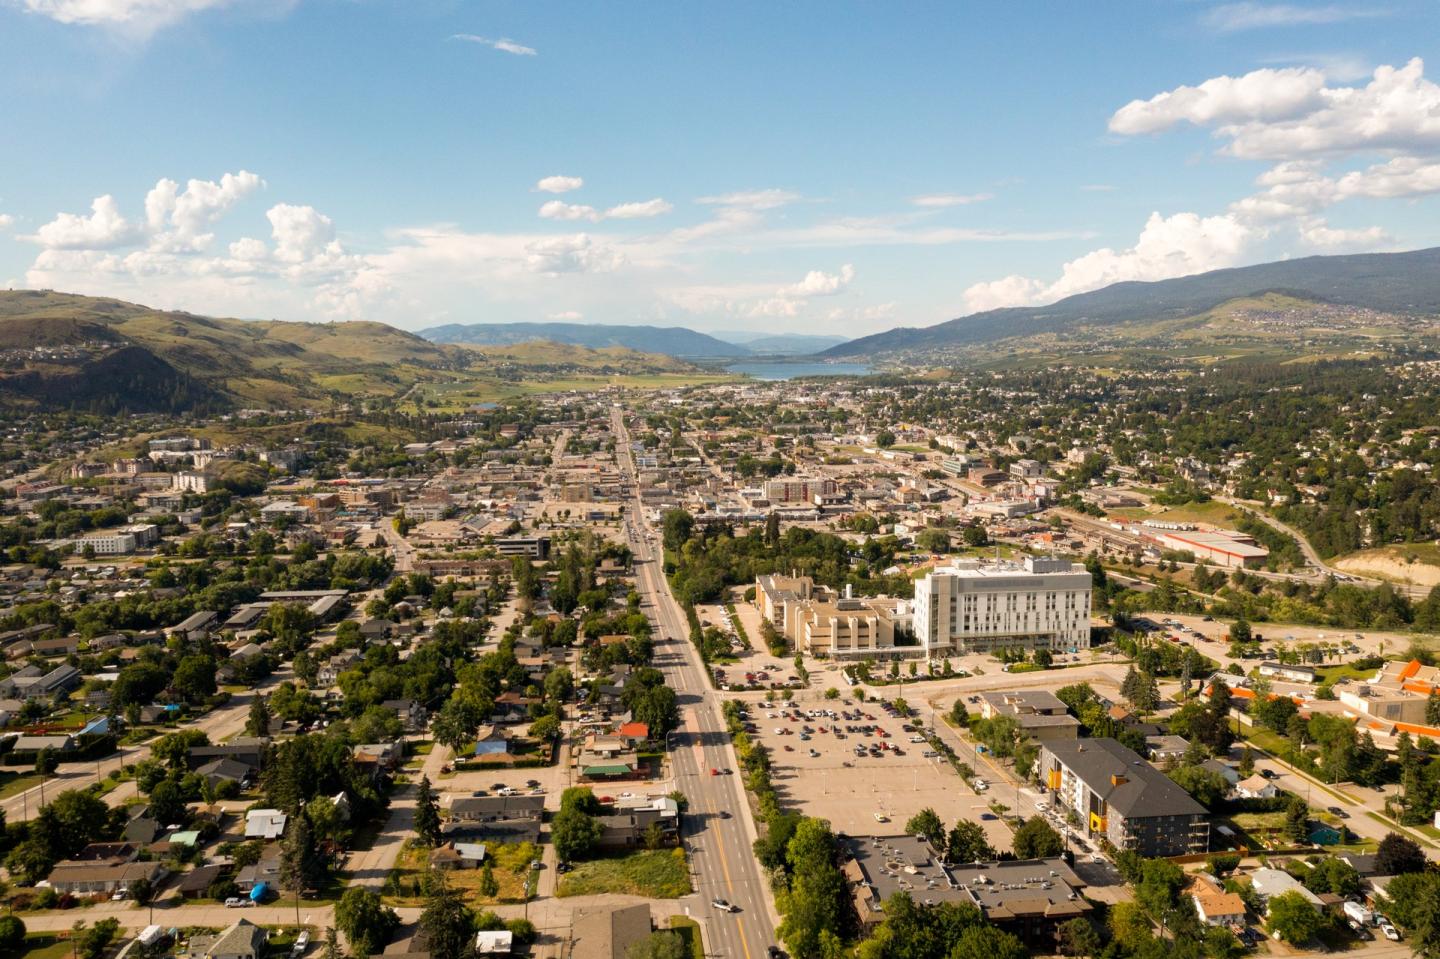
[1189,875,1247,926]
[428,841,487,870]
[45,860,166,895]
[244,809,288,840]
[1234,774,1279,800]
[200,920,268,959]
[570,904,653,959]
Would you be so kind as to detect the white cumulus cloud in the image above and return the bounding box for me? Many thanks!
[31,195,140,250]
[785,263,855,298]
[1109,66,1326,135]
[962,211,1255,313]
[524,234,624,275]
[0,214,13,230]
[535,175,584,194]
[144,170,264,251]
[548,310,583,320]
[538,200,600,222]
[267,203,336,263]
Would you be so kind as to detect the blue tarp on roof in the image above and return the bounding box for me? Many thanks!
[250,882,268,902]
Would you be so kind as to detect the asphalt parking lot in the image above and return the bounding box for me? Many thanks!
[749,701,1012,851]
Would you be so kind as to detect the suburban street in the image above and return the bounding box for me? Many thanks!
[614,406,780,959]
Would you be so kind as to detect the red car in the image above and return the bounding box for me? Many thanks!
[710,768,720,776]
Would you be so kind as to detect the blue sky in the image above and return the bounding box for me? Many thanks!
[1,1,1438,336]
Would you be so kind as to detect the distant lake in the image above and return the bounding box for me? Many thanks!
[726,360,872,381]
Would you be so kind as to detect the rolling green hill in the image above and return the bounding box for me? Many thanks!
[421,320,752,358]
[824,245,1440,362]
[0,290,708,413]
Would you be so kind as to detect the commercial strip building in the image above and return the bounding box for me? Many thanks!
[843,835,1090,950]
[1038,737,1209,857]
[978,690,1081,742]
[913,556,1092,655]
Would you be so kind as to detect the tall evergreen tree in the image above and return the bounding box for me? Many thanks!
[419,875,474,959]
[280,812,324,926]
[247,694,270,738]
[414,776,441,848]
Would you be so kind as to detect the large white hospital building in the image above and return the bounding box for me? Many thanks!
[913,555,1093,655]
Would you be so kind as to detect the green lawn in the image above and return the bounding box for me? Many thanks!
[0,771,45,800]
[1315,664,1375,685]
[668,916,705,959]
[556,848,692,898]
[18,935,74,959]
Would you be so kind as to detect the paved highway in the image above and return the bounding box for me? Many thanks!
[613,406,779,959]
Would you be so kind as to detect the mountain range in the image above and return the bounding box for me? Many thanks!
[419,321,848,358]
[0,291,695,413]
[822,246,1440,358]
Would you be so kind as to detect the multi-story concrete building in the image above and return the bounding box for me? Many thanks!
[761,477,838,504]
[912,556,1092,655]
[1039,737,1209,857]
[754,574,911,660]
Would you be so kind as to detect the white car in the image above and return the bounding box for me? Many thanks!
[1379,922,1401,942]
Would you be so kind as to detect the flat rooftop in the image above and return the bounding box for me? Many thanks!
[844,835,1088,923]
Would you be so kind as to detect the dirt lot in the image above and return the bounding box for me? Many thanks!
[748,701,1012,853]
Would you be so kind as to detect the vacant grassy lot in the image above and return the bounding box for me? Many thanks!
[556,848,692,899]
[383,839,540,905]
[1111,500,1247,528]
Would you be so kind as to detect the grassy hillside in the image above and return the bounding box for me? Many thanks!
[909,293,1440,371]
[0,290,712,413]
[826,245,1440,360]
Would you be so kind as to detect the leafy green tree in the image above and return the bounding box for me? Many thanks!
[552,808,602,862]
[626,931,687,959]
[944,821,994,865]
[1056,917,1100,958]
[414,775,441,848]
[904,808,945,851]
[1167,764,1229,808]
[79,919,120,959]
[1266,890,1323,943]
[335,887,399,957]
[0,915,25,955]
[1376,832,1427,875]
[1012,817,1064,859]
[948,925,1027,959]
